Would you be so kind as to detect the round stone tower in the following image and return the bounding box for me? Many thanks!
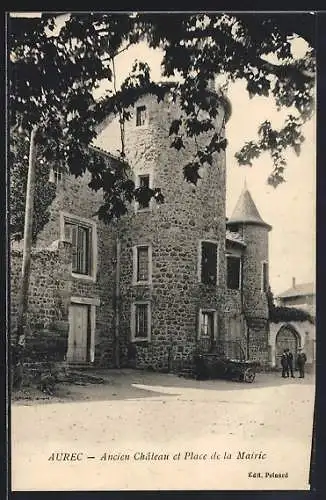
[226,184,272,363]
[105,84,231,369]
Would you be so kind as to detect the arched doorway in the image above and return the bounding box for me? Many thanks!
[275,324,300,368]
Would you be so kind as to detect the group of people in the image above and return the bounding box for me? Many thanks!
[281,347,307,378]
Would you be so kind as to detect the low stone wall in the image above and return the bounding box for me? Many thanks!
[10,241,72,364]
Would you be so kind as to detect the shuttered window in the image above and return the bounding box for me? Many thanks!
[201,241,217,285]
[65,222,91,275]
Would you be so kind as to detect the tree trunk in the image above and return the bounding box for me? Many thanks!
[13,126,38,389]
[114,237,121,368]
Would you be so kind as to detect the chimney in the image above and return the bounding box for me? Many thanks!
[292,277,296,288]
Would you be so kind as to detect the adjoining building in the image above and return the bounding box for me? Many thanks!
[268,279,316,370]
[276,278,315,317]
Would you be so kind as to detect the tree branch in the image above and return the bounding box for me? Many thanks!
[179,27,315,83]
[102,42,133,62]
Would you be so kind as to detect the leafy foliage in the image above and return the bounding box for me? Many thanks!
[9,131,57,242]
[9,12,315,233]
[267,287,314,324]
[236,115,306,187]
[270,306,314,324]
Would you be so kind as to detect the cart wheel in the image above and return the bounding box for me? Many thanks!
[243,368,255,383]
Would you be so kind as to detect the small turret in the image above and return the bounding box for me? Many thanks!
[227,183,272,364]
[227,182,272,231]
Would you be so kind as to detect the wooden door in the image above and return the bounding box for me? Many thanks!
[67,304,89,362]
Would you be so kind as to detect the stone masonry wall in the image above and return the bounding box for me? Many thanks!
[224,289,247,357]
[10,241,72,361]
[246,318,269,365]
[241,224,269,319]
[238,224,270,364]
[11,170,117,366]
[97,91,229,370]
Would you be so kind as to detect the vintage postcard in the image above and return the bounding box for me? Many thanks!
[8,11,316,491]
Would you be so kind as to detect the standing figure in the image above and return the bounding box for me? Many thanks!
[297,348,307,378]
[286,349,295,378]
[281,349,289,378]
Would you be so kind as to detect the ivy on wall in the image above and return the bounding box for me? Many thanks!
[267,287,314,324]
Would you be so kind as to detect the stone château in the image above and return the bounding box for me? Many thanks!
[10,83,315,371]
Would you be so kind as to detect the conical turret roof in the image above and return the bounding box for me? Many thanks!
[227,184,272,230]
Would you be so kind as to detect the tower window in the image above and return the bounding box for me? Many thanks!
[137,174,150,209]
[262,261,269,292]
[200,241,218,285]
[131,302,151,341]
[227,255,241,290]
[136,105,147,126]
[133,244,152,284]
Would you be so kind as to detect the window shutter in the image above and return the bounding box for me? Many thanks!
[77,227,88,274]
[71,225,78,272]
[64,220,92,276]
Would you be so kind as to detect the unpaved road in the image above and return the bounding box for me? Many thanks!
[11,370,315,491]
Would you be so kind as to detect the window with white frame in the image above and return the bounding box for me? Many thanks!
[136,105,147,126]
[199,241,218,285]
[226,255,241,290]
[133,245,151,284]
[131,302,151,341]
[262,261,269,292]
[198,309,217,339]
[62,213,97,279]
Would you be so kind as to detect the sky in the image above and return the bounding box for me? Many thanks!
[11,13,316,295]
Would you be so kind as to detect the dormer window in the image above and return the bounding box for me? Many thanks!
[136,105,147,126]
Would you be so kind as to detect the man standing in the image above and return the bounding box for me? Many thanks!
[286,349,295,378]
[297,347,307,378]
[281,349,289,378]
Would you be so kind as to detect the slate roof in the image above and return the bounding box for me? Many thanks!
[225,229,246,247]
[89,144,127,164]
[227,186,272,230]
[277,282,315,299]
